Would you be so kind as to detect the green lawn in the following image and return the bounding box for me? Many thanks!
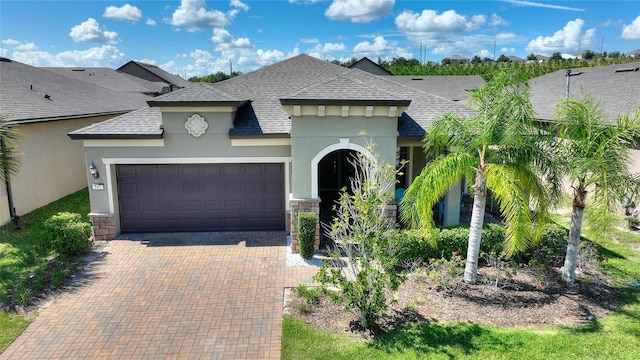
[0,188,90,352]
[283,214,640,360]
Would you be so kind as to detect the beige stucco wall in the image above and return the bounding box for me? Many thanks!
[0,115,114,225]
[82,109,291,230]
[290,111,398,199]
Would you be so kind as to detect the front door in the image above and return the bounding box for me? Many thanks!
[317,149,358,248]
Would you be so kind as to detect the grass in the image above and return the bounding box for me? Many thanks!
[283,210,640,360]
[0,188,90,352]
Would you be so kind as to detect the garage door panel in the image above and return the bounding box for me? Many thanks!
[117,163,285,232]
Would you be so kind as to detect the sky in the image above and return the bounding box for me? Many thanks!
[1,0,640,78]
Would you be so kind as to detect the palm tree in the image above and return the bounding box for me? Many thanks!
[553,98,640,283]
[400,71,558,284]
[0,113,21,183]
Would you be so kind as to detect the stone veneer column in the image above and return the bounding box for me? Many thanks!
[89,213,117,241]
[289,198,320,254]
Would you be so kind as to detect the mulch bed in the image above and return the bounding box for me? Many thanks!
[284,265,619,339]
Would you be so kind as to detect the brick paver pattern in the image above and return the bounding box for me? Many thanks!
[1,232,287,360]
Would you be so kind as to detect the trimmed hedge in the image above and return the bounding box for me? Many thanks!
[390,223,568,266]
[44,212,92,257]
[298,212,317,260]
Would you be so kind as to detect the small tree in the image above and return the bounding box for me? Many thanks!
[314,140,405,330]
[553,98,640,283]
[550,52,563,61]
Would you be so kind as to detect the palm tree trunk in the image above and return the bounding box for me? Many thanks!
[562,187,587,283]
[464,172,487,284]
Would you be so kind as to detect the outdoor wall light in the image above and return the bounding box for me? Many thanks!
[89,162,100,179]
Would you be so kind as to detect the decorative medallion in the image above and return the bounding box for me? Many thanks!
[185,113,208,137]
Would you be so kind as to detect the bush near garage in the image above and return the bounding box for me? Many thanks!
[44,212,92,257]
[298,212,317,260]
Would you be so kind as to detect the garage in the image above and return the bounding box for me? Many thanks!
[116,163,285,233]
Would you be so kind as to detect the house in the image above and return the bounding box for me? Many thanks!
[529,61,640,171]
[68,54,473,249]
[443,55,469,64]
[117,60,192,91]
[348,57,393,76]
[0,57,150,225]
[573,49,601,60]
[627,49,640,58]
[507,55,525,62]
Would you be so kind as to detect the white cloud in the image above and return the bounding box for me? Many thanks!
[307,42,347,59]
[171,0,229,30]
[496,32,517,40]
[230,0,249,11]
[15,42,38,51]
[211,28,252,50]
[2,39,20,46]
[103,4,142,21]
[491,13,508,27]
[622,15,640,40]
[500,47,516,53]
[352,35,412,59]
[289,0,324,4]
[503,0,584,12]
[325,0,395,23]
[526,19,596,55]
[146,18,157,26]
[300,38,319,44]
[0,48,7,57]
[11,45,125,67]
[69,18,119,43]
[395,9,481,33]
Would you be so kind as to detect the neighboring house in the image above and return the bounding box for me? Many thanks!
[529,61,640,171]
[348,57,393,76]
[627,49,640,58]
[573,49,601,59]
[444,55,470,64]
[69,54,473,248]
[508,55,525,62]
[117,61,192,91]
[0,57,150,225]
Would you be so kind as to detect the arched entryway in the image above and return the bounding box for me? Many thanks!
[317,149,358,247]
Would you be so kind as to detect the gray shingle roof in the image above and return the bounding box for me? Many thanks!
[119,72,170,94]
[72,54,473,139]
[43,67,151,93]
[0,57,150,123]
[529,62,640,122]
[383,75,485,103]
[118,61,192,88]
[148,82,248,106]
[68,107,162,139]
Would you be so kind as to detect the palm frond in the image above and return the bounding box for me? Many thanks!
[400,152,476,236]
[484,164,538,257]
[0,114,22,182]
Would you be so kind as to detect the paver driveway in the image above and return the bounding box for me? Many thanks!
[2,232,286,360]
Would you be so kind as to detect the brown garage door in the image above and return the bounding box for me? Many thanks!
[116,163,285,232]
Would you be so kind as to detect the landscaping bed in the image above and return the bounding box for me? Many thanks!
[285,264,618,339]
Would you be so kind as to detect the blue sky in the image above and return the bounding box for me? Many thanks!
[1,0,640,78]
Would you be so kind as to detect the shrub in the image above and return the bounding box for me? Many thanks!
[314,143,405,330]
[392,222,569,268]
[44,212,92,257]
[298,212,316,260]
